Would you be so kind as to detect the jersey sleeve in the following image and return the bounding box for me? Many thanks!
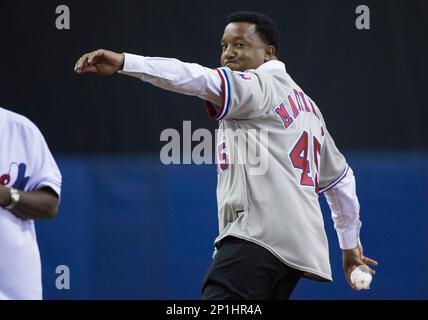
[120,53,223,107]
[27,127,62,198]
[204,67,274,120]
[318,127,348,194]
[324,167,362,249]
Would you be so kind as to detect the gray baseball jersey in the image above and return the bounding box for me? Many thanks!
[204,61,347,281]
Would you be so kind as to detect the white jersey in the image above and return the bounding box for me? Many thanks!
[0,107,62,300]
[121,54,362,282]
[205,62,347,281]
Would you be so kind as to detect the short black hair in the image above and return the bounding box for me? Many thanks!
[227,11,281,56]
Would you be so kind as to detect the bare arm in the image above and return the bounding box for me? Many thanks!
[0,186,59,220]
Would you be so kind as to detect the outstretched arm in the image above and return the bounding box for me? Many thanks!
[75,49,222,106]
[324,167,378,290]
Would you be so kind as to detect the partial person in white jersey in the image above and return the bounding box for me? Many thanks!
[0,106,62,300]
[74,11,378,300]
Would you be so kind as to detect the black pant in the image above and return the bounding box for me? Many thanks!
[202,236,303,300]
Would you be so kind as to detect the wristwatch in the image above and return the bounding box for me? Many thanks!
[5,188,20,210]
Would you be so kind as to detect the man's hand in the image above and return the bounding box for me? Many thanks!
[343,242,378,290]
[0,185,59,220]
[74,49,125,76]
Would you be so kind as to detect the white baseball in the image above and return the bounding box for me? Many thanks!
[350,265,372,290]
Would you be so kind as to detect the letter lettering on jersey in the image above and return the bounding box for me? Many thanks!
[299,92,312,112]
[294,89,304,111]
[274,103,294,129]
[308,98,320,119]
[0,174,10,185]
[1,163,30,190]
[12,163,30,190]
[288,95,300,118]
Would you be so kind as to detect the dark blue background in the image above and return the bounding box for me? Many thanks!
[36,152,428,299]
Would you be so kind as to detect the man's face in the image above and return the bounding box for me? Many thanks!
[221,22,269,72]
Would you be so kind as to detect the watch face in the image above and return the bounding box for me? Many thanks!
[5,188,20,210]
[11,189,20,202]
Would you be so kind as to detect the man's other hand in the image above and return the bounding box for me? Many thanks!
[343,242,378,290]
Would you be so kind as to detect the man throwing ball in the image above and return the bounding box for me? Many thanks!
[75,11,378,299]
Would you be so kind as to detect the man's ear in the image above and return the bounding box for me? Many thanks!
[264,45,276,62]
